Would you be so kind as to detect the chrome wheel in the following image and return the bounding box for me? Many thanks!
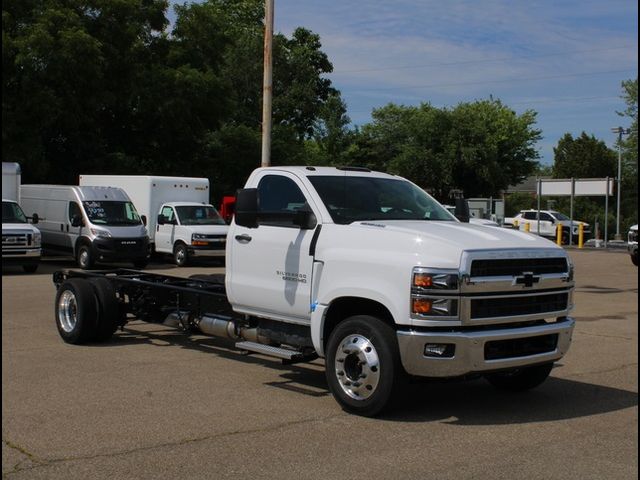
[58,290,78,333]
[174,245,187,266]
[78,247,92,269]
[334,334,381,400]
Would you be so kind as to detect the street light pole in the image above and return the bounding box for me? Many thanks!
[261,0,274,168]
[611,126,630,240]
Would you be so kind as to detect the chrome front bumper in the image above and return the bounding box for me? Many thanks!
[397,317,575,377]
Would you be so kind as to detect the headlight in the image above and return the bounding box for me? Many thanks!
[33,231,42,246]
[191,233,209,246]
[412,268,459,290]
[90,228,111,238]
[411,268,459,319]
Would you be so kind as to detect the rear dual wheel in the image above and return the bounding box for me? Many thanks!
[55,277,120,344]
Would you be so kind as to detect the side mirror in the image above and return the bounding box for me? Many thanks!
[454,198,470,223]
[71,214,83,227]
[235,188,258,229]
[141,215,147,226]
[293,206,317,230]
[31,213,39,225]
[157,214,166,225]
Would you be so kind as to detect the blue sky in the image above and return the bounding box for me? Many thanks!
[171,1,638,165]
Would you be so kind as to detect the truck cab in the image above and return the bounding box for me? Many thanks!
[226,167,575,413]
[2,199,42,273]
[155,201,228,266]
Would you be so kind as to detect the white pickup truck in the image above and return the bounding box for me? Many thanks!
[504,209,590,244]
[53,166,576,416]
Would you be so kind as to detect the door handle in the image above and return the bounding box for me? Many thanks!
[235,234,252,243]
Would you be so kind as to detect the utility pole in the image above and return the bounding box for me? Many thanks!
[261,0,275,168]
[611,126,630,240]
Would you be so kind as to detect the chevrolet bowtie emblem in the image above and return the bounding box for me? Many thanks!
[514,272,540,288]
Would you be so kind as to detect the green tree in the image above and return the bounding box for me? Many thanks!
[552,132,617,179]
[346,100,540,201]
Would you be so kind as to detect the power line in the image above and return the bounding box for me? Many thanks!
[334,45,636,74]
[349,68,634,93]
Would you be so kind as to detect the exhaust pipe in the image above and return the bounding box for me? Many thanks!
[196,315,271,345]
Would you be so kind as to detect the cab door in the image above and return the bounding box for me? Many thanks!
[228,173,318,323]
[538,212,555,236]
[155,205,176,253]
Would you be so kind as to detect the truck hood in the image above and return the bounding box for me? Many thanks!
[181,224,228,235]
[358,220,558,250]
[321,220,564,270]
[2,222,40,234]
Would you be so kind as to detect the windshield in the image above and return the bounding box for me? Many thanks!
[175,205,226,225]
[82,201,142,226]
[2,201,27,223]
[308,176,456,224]
[551,211,570,221]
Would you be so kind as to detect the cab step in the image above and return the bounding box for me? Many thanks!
[235,341,315,364]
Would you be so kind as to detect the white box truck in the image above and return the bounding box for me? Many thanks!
[20,185,149,269]
[79,175,228,266]
[2,162,42,273]
[54,166,575,416]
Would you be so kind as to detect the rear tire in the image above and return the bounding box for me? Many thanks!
[484,363,553,392]
[77,245,94,270]
[325,315,405,417]
[55,278,97,344]
[88,277,120,342]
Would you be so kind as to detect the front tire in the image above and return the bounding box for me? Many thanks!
[325,315,405,417]
[55,278,97,344]
[484,363,553,392]
[77,245,94,270]
[173,243,189,267]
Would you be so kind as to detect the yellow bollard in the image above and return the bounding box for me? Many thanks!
[578,223,584,249]
[514,219,519,230]
[524,222,530,232]
[556,223,563,246]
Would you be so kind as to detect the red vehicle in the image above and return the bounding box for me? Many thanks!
[219,195,236,224]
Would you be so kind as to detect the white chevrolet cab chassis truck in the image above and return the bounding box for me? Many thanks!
[53,166,576,416]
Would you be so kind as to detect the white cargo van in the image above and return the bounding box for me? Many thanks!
[79,175,228,266]
[20,185,149,269]
[2,162,42,273]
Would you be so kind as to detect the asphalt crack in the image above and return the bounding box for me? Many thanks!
[3,413,345,477]
[2,439,44,477]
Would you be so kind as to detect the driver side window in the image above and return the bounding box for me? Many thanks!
[161,206,175,223]
[257,175,308,227]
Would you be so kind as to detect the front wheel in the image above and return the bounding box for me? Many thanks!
[77,245,94,270]
[325,315,405,417]
[484,363,553,392]
[173,243,189,267]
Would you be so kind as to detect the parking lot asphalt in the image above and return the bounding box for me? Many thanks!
[2,249,638,480]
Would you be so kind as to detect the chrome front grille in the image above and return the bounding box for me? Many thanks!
[470,291,569,320]
[2,233,29,247]
[470,257,568,277]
